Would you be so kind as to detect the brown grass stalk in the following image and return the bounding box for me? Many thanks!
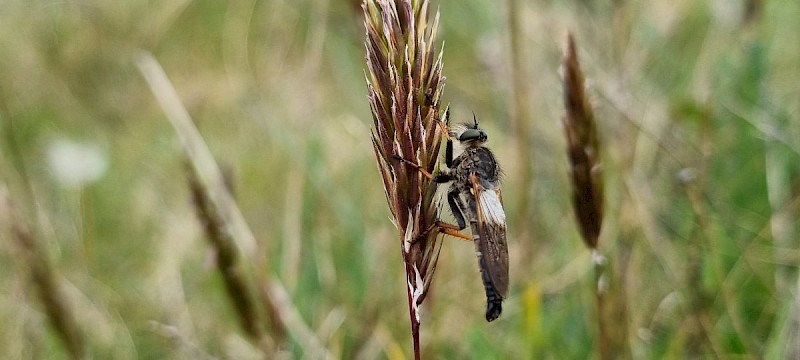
[363,0,445,358]
[0,186,87,360]
[561,33,611,360]
[136,50,332,358]
[136,51,271,351]
[562,33,603,251]
[187,166,269,345]
[190,166,334,358]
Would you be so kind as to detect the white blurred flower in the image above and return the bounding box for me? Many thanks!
[47,139,108,188]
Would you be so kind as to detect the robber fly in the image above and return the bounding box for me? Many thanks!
[433,112,509,322]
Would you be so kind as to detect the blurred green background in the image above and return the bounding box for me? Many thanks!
[1,0,799,358]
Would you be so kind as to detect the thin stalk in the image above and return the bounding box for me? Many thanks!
[137,49,330,358]
[592,251,611,360]
[507,0,534,251]
[684,199,712,356]
[683,172,728,357]
[404,258,421,359]
[680,103,714,357]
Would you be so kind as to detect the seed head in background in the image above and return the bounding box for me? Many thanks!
[561,33,604,251]
[562,33,614,360]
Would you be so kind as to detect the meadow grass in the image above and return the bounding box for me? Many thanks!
[0,0,799,358]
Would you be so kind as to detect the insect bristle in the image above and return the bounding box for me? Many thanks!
[449,123,469,139]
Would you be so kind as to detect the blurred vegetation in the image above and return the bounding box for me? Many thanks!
[1,0,799,358]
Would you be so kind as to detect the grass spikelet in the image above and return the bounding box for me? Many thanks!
[562,33,604,251]
[561,33,612,360]
[363,0,446,357]
[186,164,268,344]
[0,186,86,360]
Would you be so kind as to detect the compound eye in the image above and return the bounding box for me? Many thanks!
[459,129,481,141]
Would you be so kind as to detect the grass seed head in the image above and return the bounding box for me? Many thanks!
[364,0,445,312]
[562,33,604,250]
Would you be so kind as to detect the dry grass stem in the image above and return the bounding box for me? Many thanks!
[363,0,445,357]
[263,279,335,360]
[135,51,258,256]
[148,321,218,360]
[187,166,269,345]
[680,103,722,356]
[0,186,86,360]
[507,0,535,250]
[137,51,329,355]
[137,50,270,347]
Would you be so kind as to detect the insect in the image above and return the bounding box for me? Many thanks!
[396,111,509,321]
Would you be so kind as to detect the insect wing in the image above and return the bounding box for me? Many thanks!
[471,179,509,298]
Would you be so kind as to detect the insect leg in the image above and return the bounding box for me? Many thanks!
[446,187,468,230]
[431,109,455,168]
[445,136,454,168]
[434,222,472,241]
[393,153,456,185]
[411,219,470,245]
[433,171,454,183]
[411,218,471,242]
[392,154,434,180]
[443,109,456,169]
[432,187,471,241]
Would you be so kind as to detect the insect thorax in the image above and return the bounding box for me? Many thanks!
[454,147,500,193]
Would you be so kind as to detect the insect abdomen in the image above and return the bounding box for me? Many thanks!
[479,254,503,321]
